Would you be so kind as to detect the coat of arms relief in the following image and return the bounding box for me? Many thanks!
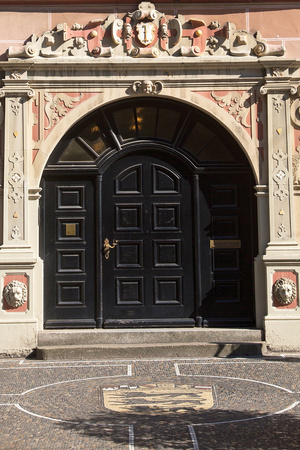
[7,2,285,60]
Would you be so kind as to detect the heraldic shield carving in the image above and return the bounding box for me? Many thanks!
[101,383,214,413]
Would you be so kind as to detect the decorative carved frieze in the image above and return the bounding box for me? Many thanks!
[44,92,82,130]
[273,277,297,306]
[3,280,27,308]
[211,91,251,128]
[6,2,286,60]
[132,80,163,94]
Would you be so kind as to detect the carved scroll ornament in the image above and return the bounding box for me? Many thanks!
[7,2,286,60]
[273,277,297,306]
[291,96,300,129]
[3,280,27,308]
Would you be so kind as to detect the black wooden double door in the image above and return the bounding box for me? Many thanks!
[42,153,256,328]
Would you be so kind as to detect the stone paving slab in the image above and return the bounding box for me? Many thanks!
[0,357,299,449]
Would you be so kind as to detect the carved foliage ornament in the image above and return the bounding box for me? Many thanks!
[44,92,83,130]
[7,2,286,60]
[273,277,297,306]
[3,280,27,308]
[211,91,251,128]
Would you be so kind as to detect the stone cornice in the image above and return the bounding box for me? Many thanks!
[0,0,295,4]
[1,57,300,71]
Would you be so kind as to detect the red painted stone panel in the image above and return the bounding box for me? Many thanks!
[0,11,49,42]
[249,8,300,39]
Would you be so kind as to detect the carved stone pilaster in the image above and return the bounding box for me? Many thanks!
[260,84,297,246]
[1,83,34,245]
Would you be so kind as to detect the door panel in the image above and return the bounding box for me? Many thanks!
[43,178,96,328]
[198,173,257,326]
[102,153,195,327]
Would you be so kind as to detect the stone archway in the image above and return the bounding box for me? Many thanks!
[40,97,258,328]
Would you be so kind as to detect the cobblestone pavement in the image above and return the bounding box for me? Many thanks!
[0,356,300,449]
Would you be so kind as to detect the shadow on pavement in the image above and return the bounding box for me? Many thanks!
[58,406,300,449]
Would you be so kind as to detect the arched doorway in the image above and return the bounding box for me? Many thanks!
[40,98,257,328]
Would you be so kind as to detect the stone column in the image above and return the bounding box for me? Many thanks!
[0,83,34,247]
[260,82,297,248]
[0,76,38,353]
[260,76,300,351]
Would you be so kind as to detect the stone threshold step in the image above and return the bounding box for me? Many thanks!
[38,328,264,346]
[36,342,263,360]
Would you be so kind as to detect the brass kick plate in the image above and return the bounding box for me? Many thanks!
[66,223,76,236]
[210,239,241,249]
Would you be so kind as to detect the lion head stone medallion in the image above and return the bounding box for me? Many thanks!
[3,280,27,308]
[273,277,297,306]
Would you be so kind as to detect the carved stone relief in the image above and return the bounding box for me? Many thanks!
[8,152,24,204]
[292,145,300,185]
[44,92,83,130]
[272,95,284,113]
[11,225,21,240]
[7,2,286,60]
[273,277,297,306]
[10,70,21,80]
[272,68,284,78]
[272,148,289,201]
[277,223,288,238]
[3,280,27,308]
[211,91,251,128]
[9,98,20,115]
[132,80,163,94]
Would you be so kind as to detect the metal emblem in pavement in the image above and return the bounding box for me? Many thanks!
[101,382,214,413]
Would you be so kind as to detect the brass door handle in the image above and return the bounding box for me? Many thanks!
[103,238,118,259]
